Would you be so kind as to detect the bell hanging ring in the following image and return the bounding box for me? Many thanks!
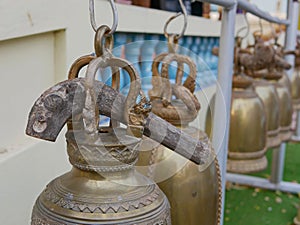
[30,26,171,225]
[149,53,200,126]
[138,49,221,225]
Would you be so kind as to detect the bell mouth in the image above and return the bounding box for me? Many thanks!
[66,127,141,172]
[151,99,198,127]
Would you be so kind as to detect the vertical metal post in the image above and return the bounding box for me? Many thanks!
[270,0,299,185]
[296,112,300,136]
[212,2,237,224]
[270,143,286,184]
[285,0,299,79]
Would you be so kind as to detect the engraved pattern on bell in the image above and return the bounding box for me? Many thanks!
[66,128,141,172]
[31,130,171,225]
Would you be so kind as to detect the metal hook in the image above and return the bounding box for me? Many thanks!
[236,12,250,40]
[89,0,118,34]
[252,18,264,42]
[259,18,263,36]
[163,0,187,40]
[269,22,279,44]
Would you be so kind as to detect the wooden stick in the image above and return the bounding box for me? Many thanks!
[26,78,210,165]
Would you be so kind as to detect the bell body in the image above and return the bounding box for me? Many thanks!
[137,126,219,225]
[228,84,267,173]
[271,80,293,142]
[253,79,281,148]
[294,206,300,225]
[279,71,292,94]
[31,129,171,225]
[205,85,267,173]
[291,68,300,110]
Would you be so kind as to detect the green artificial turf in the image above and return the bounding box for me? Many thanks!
[224,143,300,225]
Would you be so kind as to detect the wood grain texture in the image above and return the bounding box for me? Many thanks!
[26,78,211,165]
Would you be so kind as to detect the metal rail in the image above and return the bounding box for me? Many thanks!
[195,0,291,26]
[194,0,236,9]
[237,0,290,25]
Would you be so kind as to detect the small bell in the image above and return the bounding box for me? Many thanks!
[28,26,171,225]
[138,47,221,225]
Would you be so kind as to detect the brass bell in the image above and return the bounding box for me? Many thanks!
[206,74,268,173]
[265,70,293,142]
[138,50,220,225]
[292,42,300,109]
[207,37,268,173]
[227,74,268,173]
[279,71,292,94]
[246,70,281,148]
[27,26,171,225]
[291,68,300,110]
[294,206,300,225]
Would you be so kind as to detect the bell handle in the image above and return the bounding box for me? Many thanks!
[160,53,197,103]
[83,55,141,135]
[25,79,209,165]
[149,53,168,101]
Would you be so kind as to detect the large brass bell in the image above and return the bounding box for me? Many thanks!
[227,75,267,173]
[292,42,300,110]
[138,46,220,225]
[206,74,268,173]
[266,70,293,142]
[246,71,281,148]
[28,26,171,225]
[291,68,300,110]
[207,37,268,173]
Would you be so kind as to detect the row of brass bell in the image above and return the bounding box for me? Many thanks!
[206,35,297,174]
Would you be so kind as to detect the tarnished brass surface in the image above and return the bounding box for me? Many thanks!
[279,71,292,94]
[228,84,267,173]
[294,205,300,225]
[206,76,268,173]
[253,79,281,148]
[272,81,293,142]
[138,127,218,225]
[291,69,300,109]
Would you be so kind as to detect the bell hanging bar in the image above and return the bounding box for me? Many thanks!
[26,79,211,166]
